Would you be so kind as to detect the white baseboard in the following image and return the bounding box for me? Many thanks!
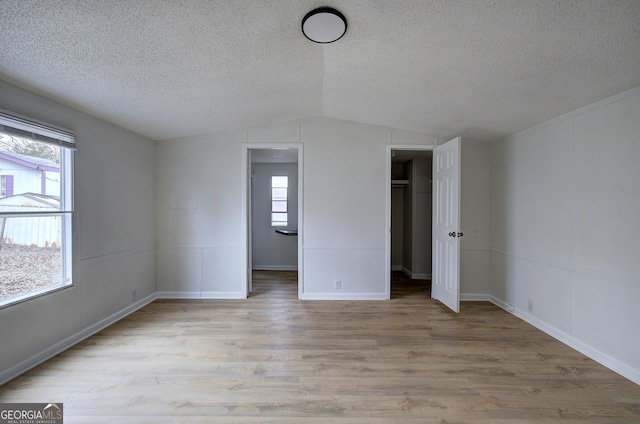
[156,291,245,299]
[155,291,202,299]
[300,292,388,300]
[488,295,515,312]
[202,291,244,299]
[0,293,156,386]
[391,265,403,271]
[252,265,298,271]
[401,267,431,280]
[488,295,640,386]
[461,293,490,301]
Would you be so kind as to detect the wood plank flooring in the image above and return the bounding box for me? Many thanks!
[1,270,639,423]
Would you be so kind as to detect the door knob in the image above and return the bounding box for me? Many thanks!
[458,232,464,237]
[449,232,456,237]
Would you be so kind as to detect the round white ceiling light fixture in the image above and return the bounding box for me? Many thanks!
[301,7,347,44]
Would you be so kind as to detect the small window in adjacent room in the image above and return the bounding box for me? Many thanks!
[271,175,288,226]
[0,109,75,308]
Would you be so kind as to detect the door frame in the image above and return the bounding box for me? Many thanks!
[385,144,437,299]
[241,143,304,298]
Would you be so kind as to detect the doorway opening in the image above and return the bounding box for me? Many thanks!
[387,146,435,299]
[243,145,302,298]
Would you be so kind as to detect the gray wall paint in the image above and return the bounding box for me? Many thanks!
[6,75,635,384]
[156,119,491,299]
[251,162,298,270]
[399,158,433,278]
[460,140,492,297]
[390,187,404,270]
[0,80,157,382]
[490,87,640,383]
[402,161,414,272]
[410,158,432,278]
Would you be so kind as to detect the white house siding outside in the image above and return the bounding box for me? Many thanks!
[0,155,61,198]
[0,195,61,248]
[0,153,61,249]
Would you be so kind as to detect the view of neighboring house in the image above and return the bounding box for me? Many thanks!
[0,193,61,248]
[0,151,60,198]
[0,151,61,248]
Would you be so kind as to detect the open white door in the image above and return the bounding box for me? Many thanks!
[247,155,253,295]
[432,137,461,312]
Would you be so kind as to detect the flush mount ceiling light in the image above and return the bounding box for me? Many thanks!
[302,7,347,44]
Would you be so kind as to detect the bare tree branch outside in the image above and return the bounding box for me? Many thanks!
[0,133,60,162]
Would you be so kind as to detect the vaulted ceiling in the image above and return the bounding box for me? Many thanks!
[1,1,639,141]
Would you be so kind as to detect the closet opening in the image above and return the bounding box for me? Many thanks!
[388,148,433,299]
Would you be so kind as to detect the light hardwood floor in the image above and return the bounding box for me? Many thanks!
[1,271,639,423]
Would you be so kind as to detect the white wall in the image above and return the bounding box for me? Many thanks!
[251,162,298,270]
[155,119,392,299]
[0,84,492,383]
[461,140,492,298]
[0,80,157,384]
[156,132,245,298]
[1,75,634,386]
[157,119,490,300]
[302,119,389,298]
[490,86,640,384]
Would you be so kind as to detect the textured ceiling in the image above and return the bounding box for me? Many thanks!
[1,0,639,142]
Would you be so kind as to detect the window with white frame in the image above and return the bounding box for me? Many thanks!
[271,175,288,226]
[0,110,75,307]
[0,174,13,197]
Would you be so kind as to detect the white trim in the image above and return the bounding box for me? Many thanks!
[79,245,156,265]
[385,145,392,299]
[242,142,303,299]
[201,292,244,299]
[493,85,640,146]
[155,291,203,299]
[252,265,298,271]
[401,267,431,280]
[491,249,640,289]
[460,293,490,301]
[300,292,388,300]
[156,291,245,299]
[488,295,516,313]
[489,296,640,385]
[297,142,304,296]
[389,144,439,151]
[391,265,403,271]
[0,293,156,386]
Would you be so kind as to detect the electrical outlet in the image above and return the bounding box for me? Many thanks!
[131,290,137,302]
[335,280,342,290]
